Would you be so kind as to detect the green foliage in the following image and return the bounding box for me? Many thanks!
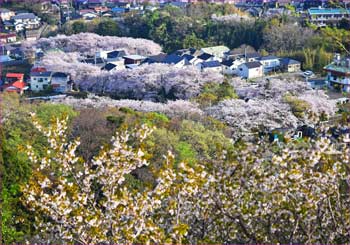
[283,94,311,118]
[72,20,87,34]
[96,19,120,36]
[35,103,77,126]
[195,80,238,107]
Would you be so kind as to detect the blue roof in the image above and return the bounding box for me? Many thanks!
[111,7,126,13]
[260,55,279,61]
[201,60,221,68]
[163,54,184,64]
[308,8,350,15]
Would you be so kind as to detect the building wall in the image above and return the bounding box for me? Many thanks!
[31,76,51,91]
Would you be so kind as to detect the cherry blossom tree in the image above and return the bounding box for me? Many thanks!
[23,33,162,56]
[22,116,350,244]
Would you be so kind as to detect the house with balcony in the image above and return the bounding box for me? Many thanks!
[11,13,41,32]
[307,8,350,27]
[324,54,350,93]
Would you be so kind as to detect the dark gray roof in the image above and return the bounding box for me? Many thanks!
[260,55,279,61]
[243,61,262,69]
[82,57,105,64]
[144,53,167,64]
[280,58,301,65]
[201,60,221,68]
[245,52,261,59]
[30,71,52,77]
[221,59,233,67]
[52,72,68,78]
[198,52,213,61]
[182,54,195,61]
[107,50,126,59]
[102,63,117,71]
[163,54,184,64]
[12,13,37,20]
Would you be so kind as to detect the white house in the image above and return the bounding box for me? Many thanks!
[12,13,41,32]
[163,54,189,68]
[197,60,222,73]
[51,72,71,93]
[221,57,246,75]
[237,62,264,79]
[30,71,52,91]
[0,8,15,21]
[259,55,280,73]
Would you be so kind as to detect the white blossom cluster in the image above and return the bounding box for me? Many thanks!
[207,78,337,134]
[53,94,203,117]
[23,33,162,56]
[22,117,350,244]
[77,64,223,100]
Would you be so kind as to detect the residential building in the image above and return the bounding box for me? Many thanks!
[200,45,230,60]
[245,52,261,62]
[0,33,17,43]
[0,8,15,21]
[197,60,222,72]
[259,55,280,73]
[324,54,350,93]
[123,54,146,65]
[11,13,41,32]
[51,72,72,93]
[1,73,27,94]
[307,8,350,27]
[280,58,301,72]
[30,71,53,91]
[237,61,264,79]
[221,58,246,75]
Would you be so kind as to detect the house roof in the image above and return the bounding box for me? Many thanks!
[12,13,37,20]
[324,63,350,75]
[102,63,117,71]
[260,55,279,61]
[201,46,230,56]
[107,50,126,59]
[198,52,213,61]
[243,61,262,69]
[125,64,139,69]
[280,58,301,66]
[123,54,146,60]
[6,73,24,79]
[52,72,68,78]
[82,57,105,64]
[30,71,52,77]
[145,53,167,63]
[182,54,195,61]
[245,52,261,59]
[221,59,234,67]
[12,81,26,89]
[308,8,350,15]
[201,60,221,68]
[163,54,184,64]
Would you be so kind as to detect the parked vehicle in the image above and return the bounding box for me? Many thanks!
[302,70,315,78]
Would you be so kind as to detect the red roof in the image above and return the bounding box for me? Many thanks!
[12,81,26,89]
[31,67,47,73]
[6,73,24,79]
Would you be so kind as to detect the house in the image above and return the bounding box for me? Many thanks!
[324,54,350,93]
[181,54,197,65]
[163,54,189,68]
[221,56,246,75]
[0,33,17,43]
[259,55,280,73]
[81,11,98,19]
[280,58,301,73]
[101,62,121,72]
[30,71,53,91]
[51,72,72,93]
[0,8,15,21]
[197,60,222,72]
[245,52,261,62]
[307,8,350,27]
[307,78,328,90]
[143,53,168,64]
[105,50,127,62]
[111,7,126,15]
[88,0,105,8]
[11,13,41,31]
[81,57,106,67]
[200,45,230,59]
[237,61,264,79]
[123,55,146,65]
[1,73,27,94]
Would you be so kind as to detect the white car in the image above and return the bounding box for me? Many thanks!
[302,70,315,78]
